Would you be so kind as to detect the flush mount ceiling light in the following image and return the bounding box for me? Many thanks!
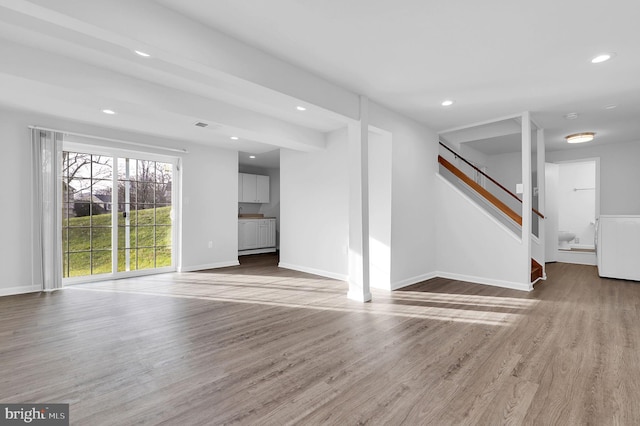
[565,132,595,144]
[102,109,116,115]
[441,99,454,107]
[134,50,151,57]
[604,104,618,110]
[591,53,615,64]
[249,155,256,159]
[296,106,307,111]
[230,136,239,140]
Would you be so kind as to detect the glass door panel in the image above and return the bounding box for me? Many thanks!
[62,152,113,278]
[117,157,173,272]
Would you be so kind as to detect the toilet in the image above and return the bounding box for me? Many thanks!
[558,231,575,249]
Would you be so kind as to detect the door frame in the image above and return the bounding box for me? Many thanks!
[62,140,181,285]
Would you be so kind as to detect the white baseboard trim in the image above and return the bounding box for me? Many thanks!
[179,260,240,272]
[278,262,348,282]
[436,271,532,292]
[532,275,546,286]
[0,285,41,297]
[391,271,439,290]
[238,247,277,256]
[556,250,597,266]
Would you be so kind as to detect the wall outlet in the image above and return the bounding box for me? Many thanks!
[208,241,213,248]
[575,237,580,244]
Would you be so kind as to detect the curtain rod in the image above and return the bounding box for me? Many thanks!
[28,125,189,154]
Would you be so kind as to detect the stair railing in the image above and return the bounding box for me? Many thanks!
[438,141,544,224]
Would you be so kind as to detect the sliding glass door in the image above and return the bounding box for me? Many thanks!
[117,158,173,272]
[62,148,176,281]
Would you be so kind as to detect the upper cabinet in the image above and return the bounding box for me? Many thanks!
[239,173,270,203]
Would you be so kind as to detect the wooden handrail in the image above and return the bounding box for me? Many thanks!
[439,142,544,219]
[438,155,522,225]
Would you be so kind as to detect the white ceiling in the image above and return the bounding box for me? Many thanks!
[1,0,639,158]
[157,0,640,153]
[239,149,280,169]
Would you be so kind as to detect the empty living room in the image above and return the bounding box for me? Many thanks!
[2,1,640,424]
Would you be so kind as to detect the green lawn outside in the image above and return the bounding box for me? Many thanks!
[63,205,172,277]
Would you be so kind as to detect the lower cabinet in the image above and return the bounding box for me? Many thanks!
[239,219,276,253]
[239,220,259,250]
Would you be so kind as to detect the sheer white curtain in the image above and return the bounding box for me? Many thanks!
[32,128,63,291]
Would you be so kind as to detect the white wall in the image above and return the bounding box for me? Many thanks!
[436,176,530,291]
[369,102,439,289]
[457,142,490,183]
[368,131,392,290]
[0,106,239,295]
[547,140,640,215]
[181,143,238,272]
[557,161,596,246]
[544,163,560,262]
[0,109,34,294]
[485,151,523,214]
[279,128,349,280]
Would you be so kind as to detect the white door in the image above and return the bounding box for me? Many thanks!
[544,163,559,262]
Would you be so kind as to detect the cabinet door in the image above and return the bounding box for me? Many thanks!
[267,219,276,247]
[257,220,269,247]
[240,173,257,202]
[238,173,243,202]
[256,175,270,203]
[239,220,259,249]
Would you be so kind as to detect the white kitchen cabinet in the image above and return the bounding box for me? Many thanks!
[238,219,259,250]
[256,175,270,203]
[239,218,276,254]
[597,215,640,281]
[238,173,270,203]
[257,219,276,248]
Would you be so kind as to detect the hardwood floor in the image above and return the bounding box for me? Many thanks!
[1,256,640,424]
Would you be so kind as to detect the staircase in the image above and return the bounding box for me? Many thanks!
[438,142,545,285]
[531,259,543,283]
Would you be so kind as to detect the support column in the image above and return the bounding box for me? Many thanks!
[521,112,532,288]
[347,96,372,302]
[537,127,546,273]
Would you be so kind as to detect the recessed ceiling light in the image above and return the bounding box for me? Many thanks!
[296,106,307,111]
[591,53,614,64]
[230,136,239,140]
[134,50,151,57]
[102,109,116,115]
[564,112,579,120]
[441,99,454,107]
[249,155,256,159]
[565,132,595,144]
[604,104,618,110]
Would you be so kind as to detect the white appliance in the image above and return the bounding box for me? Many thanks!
[596,215,640,281]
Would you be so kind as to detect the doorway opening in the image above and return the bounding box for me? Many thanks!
[546,158,599,265]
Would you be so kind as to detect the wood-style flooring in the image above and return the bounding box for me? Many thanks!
[1,255,640,425]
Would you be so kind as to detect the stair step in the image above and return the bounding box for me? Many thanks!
[531,258,543,283]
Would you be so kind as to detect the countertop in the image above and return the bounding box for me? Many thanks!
[238,215,276,219]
